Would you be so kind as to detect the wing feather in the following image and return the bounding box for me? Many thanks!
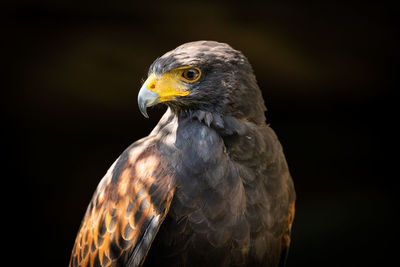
[70,140,175,267]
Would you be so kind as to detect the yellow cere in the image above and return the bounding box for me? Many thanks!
[144,70,191,102]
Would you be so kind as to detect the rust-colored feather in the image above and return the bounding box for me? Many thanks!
[281,202,295,248]
[69,141,175,267]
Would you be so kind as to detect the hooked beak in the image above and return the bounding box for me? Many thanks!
[137,84,160,118]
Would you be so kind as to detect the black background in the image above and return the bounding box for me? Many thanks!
[4,1,397,266]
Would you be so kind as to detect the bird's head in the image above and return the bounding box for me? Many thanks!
[138,41,266,124]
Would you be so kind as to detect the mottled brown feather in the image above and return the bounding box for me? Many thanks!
[282,202,295,250]
[69,141,175,267]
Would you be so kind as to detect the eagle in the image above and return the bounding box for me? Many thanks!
[69,41,296,267]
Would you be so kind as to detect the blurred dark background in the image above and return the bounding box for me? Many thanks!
[3,1,397,266]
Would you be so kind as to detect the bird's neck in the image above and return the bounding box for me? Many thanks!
[177,109,251,136]
[152,107,262,136]
[151,108,270,169]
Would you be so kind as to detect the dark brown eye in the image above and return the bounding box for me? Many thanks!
[181,68,201,82]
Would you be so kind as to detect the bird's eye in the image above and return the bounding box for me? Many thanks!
[181,68,201,82]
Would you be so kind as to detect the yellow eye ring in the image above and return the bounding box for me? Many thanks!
[180,67,201,82]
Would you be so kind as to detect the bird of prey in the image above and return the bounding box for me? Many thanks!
[69,41,295,267]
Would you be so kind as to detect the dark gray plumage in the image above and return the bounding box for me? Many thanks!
[69,41,295,267]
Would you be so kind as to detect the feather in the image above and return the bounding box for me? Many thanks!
[69,142,175,267]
